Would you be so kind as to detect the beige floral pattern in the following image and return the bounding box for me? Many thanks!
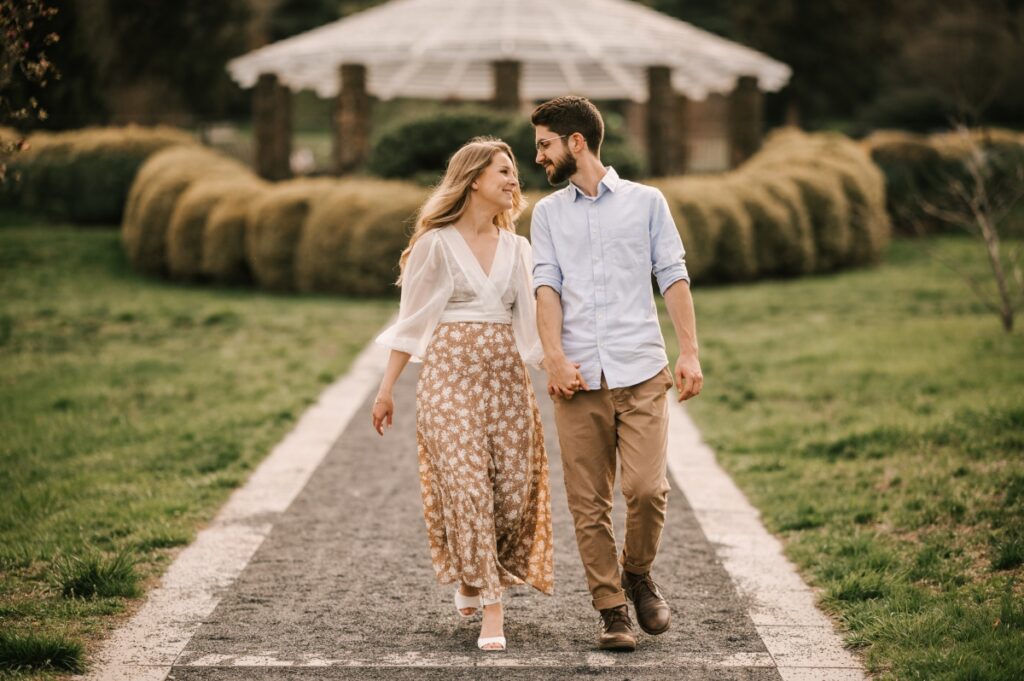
[416,321,554,601]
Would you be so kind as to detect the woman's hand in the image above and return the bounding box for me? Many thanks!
[372,394,394,436]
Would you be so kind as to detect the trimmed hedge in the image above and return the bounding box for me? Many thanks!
[123,146,250,277]
[167,176,266,282]
[245,179,338,292]
[0,126,196,224]
[202,180,267,285]
[651,127,889,283]
[122,127,889,296]
[296,180,427,296]
[863,128,1024,236]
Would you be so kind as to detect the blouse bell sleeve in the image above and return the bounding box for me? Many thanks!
[374,231,454,362]
[511,236,545,369]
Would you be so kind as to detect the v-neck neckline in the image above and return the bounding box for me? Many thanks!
[449,226,503,280]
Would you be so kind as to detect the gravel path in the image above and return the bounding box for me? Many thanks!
[165,366,779,680]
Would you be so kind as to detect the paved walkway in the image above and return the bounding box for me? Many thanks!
[80,341,865,681]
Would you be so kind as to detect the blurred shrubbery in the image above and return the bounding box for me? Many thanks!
[863,129,1024,236]
[0,126,196,224]
[121,127,887,296]
[367,108,644,189]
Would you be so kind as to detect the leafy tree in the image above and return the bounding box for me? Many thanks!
[269,0,340,41]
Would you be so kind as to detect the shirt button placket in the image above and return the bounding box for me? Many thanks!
[590,203,605,360]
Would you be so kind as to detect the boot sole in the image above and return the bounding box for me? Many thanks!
[598,636,637,651]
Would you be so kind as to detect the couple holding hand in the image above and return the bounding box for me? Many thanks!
[372,96,703,652]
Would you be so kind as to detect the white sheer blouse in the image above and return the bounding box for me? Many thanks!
[375,226,545,368]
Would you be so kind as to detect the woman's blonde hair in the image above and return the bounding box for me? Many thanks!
[397,136,526,283]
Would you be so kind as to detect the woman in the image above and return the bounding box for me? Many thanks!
[371,138,553,652]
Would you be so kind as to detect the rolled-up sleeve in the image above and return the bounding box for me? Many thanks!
[530,202,562,297]
[649,189,690,294]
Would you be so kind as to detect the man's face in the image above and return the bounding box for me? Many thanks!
[534,125,577,186]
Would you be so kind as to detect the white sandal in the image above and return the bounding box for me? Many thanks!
[477,636,507,651]
[454,588,480,618]
[477,594,505,651]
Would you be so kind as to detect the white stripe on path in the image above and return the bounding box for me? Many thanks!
[666,399,867,681]
[76,339,391,681]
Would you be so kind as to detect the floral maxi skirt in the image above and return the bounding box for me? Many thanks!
[416,322,554,601]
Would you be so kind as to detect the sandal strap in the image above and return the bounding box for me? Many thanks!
[454,589,481,610]
[477,636,506,650]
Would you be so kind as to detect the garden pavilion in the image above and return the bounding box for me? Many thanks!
[227,0,791,179]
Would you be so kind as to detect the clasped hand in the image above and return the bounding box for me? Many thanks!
[544,358,588,399]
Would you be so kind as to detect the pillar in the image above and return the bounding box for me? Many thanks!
[676,93,691,174]
[727,75,763,168]
[333,63,371,175]
[253,73,292,181]
[646,65,684,177]
[492,60,521,111]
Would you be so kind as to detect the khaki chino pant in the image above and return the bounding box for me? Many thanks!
[552,365,674,610]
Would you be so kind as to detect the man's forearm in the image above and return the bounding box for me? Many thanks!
[536,286,566,365]
[663,280,699,357]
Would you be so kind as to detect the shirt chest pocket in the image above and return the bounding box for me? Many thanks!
[603,217,650,268]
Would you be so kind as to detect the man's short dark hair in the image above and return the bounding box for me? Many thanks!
[531,96,604,155]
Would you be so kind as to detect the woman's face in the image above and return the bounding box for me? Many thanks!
[473,152,518,211]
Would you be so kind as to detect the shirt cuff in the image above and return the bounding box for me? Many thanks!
[533,276,562,297]
[656,267,690,295]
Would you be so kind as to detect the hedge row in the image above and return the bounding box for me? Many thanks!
[124,128,888,295]
[123,146,428,293]
[863,128,1024,236]
[0,126,197,224]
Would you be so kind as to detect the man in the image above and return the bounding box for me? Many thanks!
[529,96,703,651]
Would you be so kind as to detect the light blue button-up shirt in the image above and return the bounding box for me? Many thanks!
[531,167,689,390]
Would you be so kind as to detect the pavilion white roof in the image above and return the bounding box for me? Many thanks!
[228,0,791,102]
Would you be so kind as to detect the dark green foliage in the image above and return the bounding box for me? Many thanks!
[51,547,141,599]
[368,108,644,190]
[0,631,84,673]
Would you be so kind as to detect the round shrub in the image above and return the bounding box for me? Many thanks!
[202,180,268,285]
[786,168,851,272]
[863,132,944,235]
[245,179,337,292]
[728,177,813,278]
[167,176,264,282]
[340,185,430,296]
[122,146,250,277]
[368,109,519,181]
[682,175,757,283]
[757,174,816,276]
[653,177,719,282]
[295,179,422,294]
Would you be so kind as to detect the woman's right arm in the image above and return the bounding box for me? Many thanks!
[372,349,411,436]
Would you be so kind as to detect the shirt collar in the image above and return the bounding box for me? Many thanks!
[569,166,620,202]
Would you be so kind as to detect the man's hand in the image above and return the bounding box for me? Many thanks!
[546,358,588,399]
[674,353,703,401]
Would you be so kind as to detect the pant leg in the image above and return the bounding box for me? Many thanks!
[552,376,625,610]
[613,365,674,575]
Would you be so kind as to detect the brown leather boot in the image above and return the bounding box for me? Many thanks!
[597,605,637,651]
[622,571,671,635]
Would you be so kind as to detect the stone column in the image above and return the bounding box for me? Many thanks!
[333,63,371,175]
[646,66,683,177]
[492,60,521,111]
[253,73,292,181]
[675,93,690,174]
[727,75,763,168]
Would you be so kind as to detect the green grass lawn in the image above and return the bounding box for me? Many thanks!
[662,236,1024,681]
[0,213,396,678]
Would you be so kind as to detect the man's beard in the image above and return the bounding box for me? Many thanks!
[546,153,577,186]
